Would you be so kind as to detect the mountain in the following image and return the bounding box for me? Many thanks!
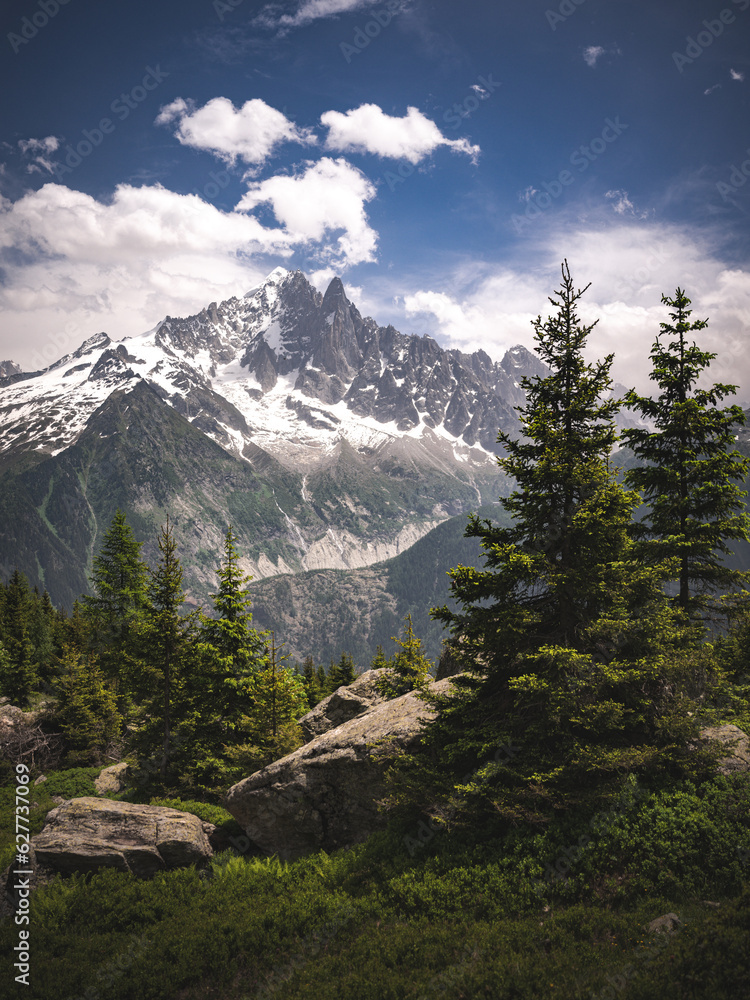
[0,268,545,607]
[0,361,22,379]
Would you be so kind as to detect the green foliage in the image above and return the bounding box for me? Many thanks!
[623,288,750,615]
[376,614,432,698]
[131,518,197,782]
[424,264,697,823]
[3,770,749,1000]
[0,568,40,705]
[83,508,148,693]
[54,646,122,766]
[328,651,356,691]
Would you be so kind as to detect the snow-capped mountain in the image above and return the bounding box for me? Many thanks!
[0,268,546,609]
[0,360,22,379]
[0,268,542,473]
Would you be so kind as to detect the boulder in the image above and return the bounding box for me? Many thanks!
[94,762,130,795]
[32,797,212,876]
[298,669,389,742]
[647,912,682,934]
[700,724,750,775]
[225,678,455,860]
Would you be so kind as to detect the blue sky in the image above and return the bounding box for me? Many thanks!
[1,0,749,396]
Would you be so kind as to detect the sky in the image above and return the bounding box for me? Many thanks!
[1,0,749,398]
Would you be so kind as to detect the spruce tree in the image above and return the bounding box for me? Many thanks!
[136,518,195,781]
[377,615,432,698]
[328,651,356,690]
[55,647,122,766]
[622,289,749,616]
[0,570,39,706]
[423,263,693,820]
[177,527,268,788]
[84,509,148,692]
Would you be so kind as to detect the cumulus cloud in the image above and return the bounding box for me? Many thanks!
[321,104,480,164]
[0,172,377,365]
[237,156,378,265]
[583,45,606,67]
[730,68,745,82]
[401,221,750,399]
[155,97,316,167]
[255,0,385,31]
[17,136,60,175]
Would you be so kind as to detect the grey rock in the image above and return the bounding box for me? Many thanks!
[32,797,212,876]
[700,724,750,775]
[225,678,456,860]
[298,669,389,742]
[94,762,130,796]
[647,913,682,934]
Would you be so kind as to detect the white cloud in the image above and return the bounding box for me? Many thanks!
[584,45,606,68]
[155,97,316,167]
[605,189,648,218]
[704,83,722,95]
[17,136,60,175]
[730,68,745,82]
[321,104,480,164]
[255,0,384,31]
[237,156,378,265]
[0,172,378,367]
[400,221,750,399]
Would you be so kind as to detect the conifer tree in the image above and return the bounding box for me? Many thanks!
[328,651,356,690]
[301,655,325,709]
[0,570,39,706]
[369,644,393,672]
[622,289,750,616]
[423,263,693,817]
[84,509,148,691]
[56,647,122,766]
[377,615,432,698]
[136,518,196,781]
[177,527,268,787]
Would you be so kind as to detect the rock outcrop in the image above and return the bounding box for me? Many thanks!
[94,762,130,795]
[32,798,213,876]
[225,678,455,860]
[298,669,388,742]
[700,724,750,775]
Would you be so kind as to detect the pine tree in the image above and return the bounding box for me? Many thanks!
[55,647,122,766]
[423,263,694,819]
[136,518,196,782]
[176,527,268,788]
[231,631,307,771]
[377,615,432,698]
[84,509,148,691]
[0,570,39,706]
[198,526,266,675]
[27,589,56,688]
[301,655,325,709]
[369,644,393,673]
[328,651,356,691]
[622,289,750,616]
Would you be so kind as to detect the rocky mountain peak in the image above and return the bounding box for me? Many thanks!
[0,360,22,378]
